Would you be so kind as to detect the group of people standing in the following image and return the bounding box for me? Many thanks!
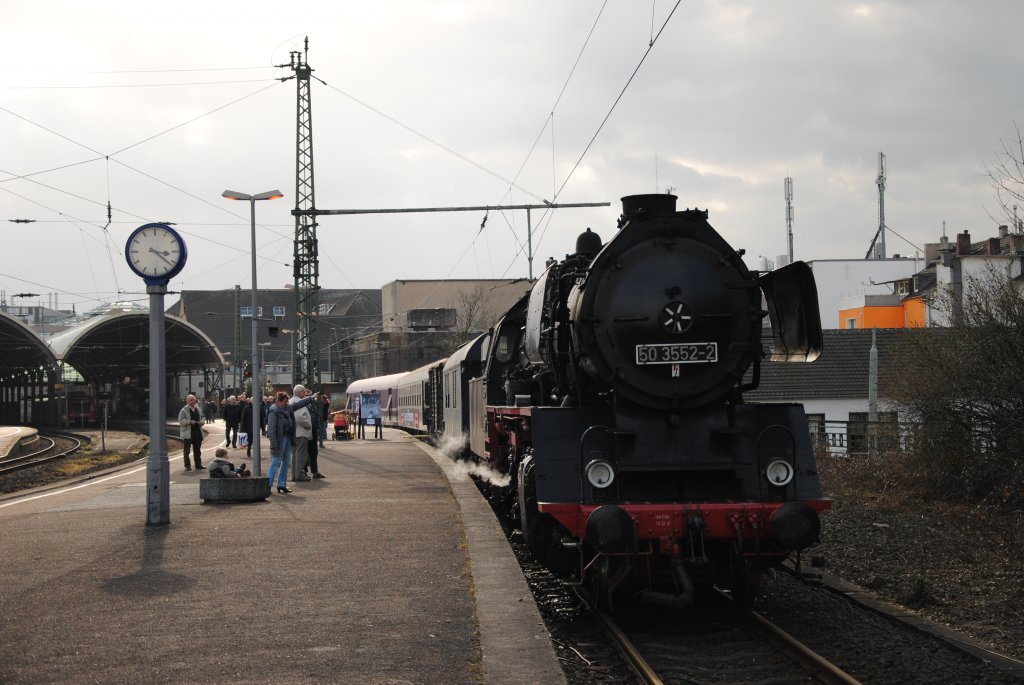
[178,386,333,492]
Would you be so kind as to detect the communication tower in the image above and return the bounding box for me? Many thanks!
[865,152,888,259]
[876,152,887,259]
[784,176,794,264]
[278,38,321,389]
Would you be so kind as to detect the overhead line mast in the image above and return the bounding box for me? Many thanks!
[277,37,320,389]
[300,202,610,280]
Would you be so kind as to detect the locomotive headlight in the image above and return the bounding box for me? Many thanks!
[585,459,616,489]
[765,459,795,487]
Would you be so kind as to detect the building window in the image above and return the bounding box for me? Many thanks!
[848,412,898,453]
[806,413,827,451]
[257,306,263,318]
[240,306,253,318]
[409,308,456,330]
[845,318,857,329]
[317,303,334,316]
[273,306,285,319]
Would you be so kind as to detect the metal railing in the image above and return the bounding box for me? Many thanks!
[811,420,917,457]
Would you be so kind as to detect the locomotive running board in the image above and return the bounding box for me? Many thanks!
[759,261,822,362]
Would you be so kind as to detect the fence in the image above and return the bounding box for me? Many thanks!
[812,420,917,457]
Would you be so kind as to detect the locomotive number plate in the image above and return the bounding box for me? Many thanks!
[635,342,718,365]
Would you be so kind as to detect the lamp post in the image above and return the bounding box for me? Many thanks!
[222,189,283,478]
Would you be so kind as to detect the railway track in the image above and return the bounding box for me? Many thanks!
[589,589,861,685]
[469,465,1024,684]
[0,433,83,477]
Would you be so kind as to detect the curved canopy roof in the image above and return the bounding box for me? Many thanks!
[0,311,58,376]
[48,311,223,381]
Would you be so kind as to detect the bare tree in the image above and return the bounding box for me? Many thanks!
[984,122,1024,231]
[887,267,1024,507]
[440,284,493,355]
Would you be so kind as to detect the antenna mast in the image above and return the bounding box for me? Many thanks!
[280,38,321,389]
[784,176,794,263]
[864,151,888,259]
[875,152,887,259]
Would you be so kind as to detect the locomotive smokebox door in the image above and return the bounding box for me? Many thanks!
[759,261,822,362]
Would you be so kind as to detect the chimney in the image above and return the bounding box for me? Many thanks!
[988,237,1001,255]
[999,224,1009,238]
[956,231,971,255]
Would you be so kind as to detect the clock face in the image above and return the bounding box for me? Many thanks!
[126,224,186,280]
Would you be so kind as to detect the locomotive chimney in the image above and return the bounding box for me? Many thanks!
[621,194,677,217]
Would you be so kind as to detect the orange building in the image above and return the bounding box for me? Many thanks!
[838,294,904,329]
[901,296,927,327]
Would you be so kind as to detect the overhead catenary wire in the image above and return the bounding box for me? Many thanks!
[7,12,613,311]
[0,85,295,287]
[0,78,278,90]
[304,4,617,329]
[45,66,271,74]
[319,79,546,204]
[553,0,682,204]
[513,0,683,272]
[6,8,666,324]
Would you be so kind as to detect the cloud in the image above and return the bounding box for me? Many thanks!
[2,1,1023,310]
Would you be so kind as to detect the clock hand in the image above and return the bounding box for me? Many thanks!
[149,247,174,266]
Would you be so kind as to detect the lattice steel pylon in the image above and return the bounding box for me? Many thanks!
[279,38,320,389]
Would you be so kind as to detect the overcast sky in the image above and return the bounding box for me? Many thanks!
[3,1,1023,313]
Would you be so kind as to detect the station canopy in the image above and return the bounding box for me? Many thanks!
[47,311,223,382]
[0,311,58,375]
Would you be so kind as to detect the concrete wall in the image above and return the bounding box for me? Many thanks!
[380,279,534,332]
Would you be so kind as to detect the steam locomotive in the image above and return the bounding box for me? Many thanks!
[353,193,830,608]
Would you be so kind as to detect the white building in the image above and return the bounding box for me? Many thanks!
[806,257,922,329]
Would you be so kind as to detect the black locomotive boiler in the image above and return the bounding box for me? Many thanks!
[473,193,829,608]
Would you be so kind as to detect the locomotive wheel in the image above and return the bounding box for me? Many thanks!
[519,456,577,577]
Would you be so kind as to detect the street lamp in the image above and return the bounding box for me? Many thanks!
[222,188,283,478]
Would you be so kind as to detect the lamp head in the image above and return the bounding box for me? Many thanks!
[221,189,284,202]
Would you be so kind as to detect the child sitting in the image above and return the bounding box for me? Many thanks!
[207,447,251,478]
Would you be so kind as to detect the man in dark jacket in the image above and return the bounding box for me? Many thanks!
[318,395,331,447]
[260,395,273,436]
[239,394,254,458]
[305,399,326,479]
[223,395,242,448]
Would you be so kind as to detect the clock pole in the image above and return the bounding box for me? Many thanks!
[125,222,186,526]
[147,284,170,525]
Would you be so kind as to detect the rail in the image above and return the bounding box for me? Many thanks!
[0,433,82,477]
[587,587,863,685]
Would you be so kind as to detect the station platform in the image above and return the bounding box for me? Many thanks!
[0,425,39,458]
[0,424,565,685]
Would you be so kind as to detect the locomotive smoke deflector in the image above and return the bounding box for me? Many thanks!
[759,261,823,362]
